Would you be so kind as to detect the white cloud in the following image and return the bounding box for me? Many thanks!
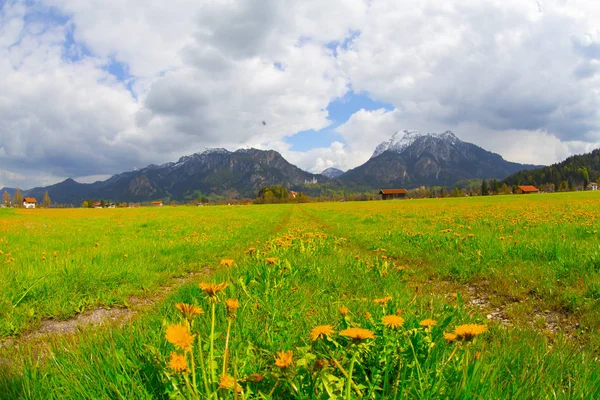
[1,0,600,188]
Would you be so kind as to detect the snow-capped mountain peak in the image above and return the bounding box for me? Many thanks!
[371,129,461,158]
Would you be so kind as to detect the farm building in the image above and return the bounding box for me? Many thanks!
[151,201,163,207]
[23,197,37,209]
[587,182,598,191]
[93,202,102,208]
[516,185,539,194]
[380,189,408,200]
[289,191,298,199]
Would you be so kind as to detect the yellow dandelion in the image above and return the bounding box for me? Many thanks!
[420,319,437,328]
[339,327,376,341]
[454,324,487,341]
[169,352,189,374]
[309,325,335,341]
[245,247,256,255]
[265,257,279,265]
[175,303,203,320]
[364,312,372,320]
[373,296,392,305]
[444,332,458,342]
[382,315,404,329]
[339,306,349,316]
[165,324,195,352]
[199,282,229,298]
[226,298,239,317]
[274,350,293,369]
[218,375,240,391]
[220,259,234,267]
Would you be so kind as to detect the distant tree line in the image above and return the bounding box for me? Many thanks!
[502,149,600,191]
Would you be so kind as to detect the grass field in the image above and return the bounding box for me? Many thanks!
[1,192,599,398]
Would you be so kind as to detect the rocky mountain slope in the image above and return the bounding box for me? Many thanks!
[342,130,541,187]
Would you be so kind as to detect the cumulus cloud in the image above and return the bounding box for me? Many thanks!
[1,0,600,187]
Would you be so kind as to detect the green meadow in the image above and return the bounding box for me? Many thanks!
[1,192,599,399]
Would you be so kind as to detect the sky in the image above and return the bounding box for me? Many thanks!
[1,0,600,189]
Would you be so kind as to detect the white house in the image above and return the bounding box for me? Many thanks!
[588,182,598,191]
[23,197,37,209]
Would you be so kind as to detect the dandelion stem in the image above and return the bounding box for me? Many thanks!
[345,349,359,400]
[196,333,212,398]
[209,301,217,389]
[223,318,233,375]
[326,348,363,397]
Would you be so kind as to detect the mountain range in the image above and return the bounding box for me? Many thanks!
[3,130,544,203]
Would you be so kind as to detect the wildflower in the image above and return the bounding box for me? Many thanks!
[123,254,128,259]
[199,282,229,298]
[420,319,437,328]
[265,257,279,265]
[218,375,240,391]
[373,296,392,305]
[175,303,203,320]
[220,259,234,267]
[247,373,264,383]
[339,306,349,316]
[165,324,195,352]
[454,324,487,341]
[274,350,293,369]
[225,298,239,317]
[245,247,256,255]
[95,242,99,247]
[382,315,404,329]
[444,333,458,342]
[364,312,372,320]
[339,327,376,341]
[309,325,334,341]
[168,352,189,374]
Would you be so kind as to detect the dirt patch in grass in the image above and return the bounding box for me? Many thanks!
[1,268,210,348]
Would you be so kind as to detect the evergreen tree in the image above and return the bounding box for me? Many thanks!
[481,180,490,196]
[2,190,10,205]
[492,179,499,194]
[42,191,51,208]
[453,187,460,197]
[13,187,23,205]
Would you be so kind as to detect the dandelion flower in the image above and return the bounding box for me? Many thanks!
[199,282,229,298]
[175,303,203,320]
[165,324,195,352]
[274,350,293,369]
[454,324,487,341]
[168,352,189,374]
[373,296,392,305]
[226,298,239,317]
[309,325,334,341]
[364,312,372,320]
[245,247,256,255]
[220,259,234,267]
[339,306,349,316]
[382,315,404,329]
[265,257,279,265]
[420,319,437,328]
[444,332,458,342]
[339,327,376,341]
[218,375,239,391]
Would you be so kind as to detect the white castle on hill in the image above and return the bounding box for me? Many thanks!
[304,177,318,184]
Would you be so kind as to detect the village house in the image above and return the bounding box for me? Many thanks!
[289,190,298,199]
[93,202,102,208]
[23,197,37,209]
[516,185,539,194]
[151,201,163,207]
[587,182,598,191]
[380,189,408,200]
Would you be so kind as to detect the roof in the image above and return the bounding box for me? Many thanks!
[151,201,163,204]
[379,189,407,195]
[23,197,37,203]
[517,185,539,192]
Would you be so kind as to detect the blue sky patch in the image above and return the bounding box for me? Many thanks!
[285,91,394,151]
